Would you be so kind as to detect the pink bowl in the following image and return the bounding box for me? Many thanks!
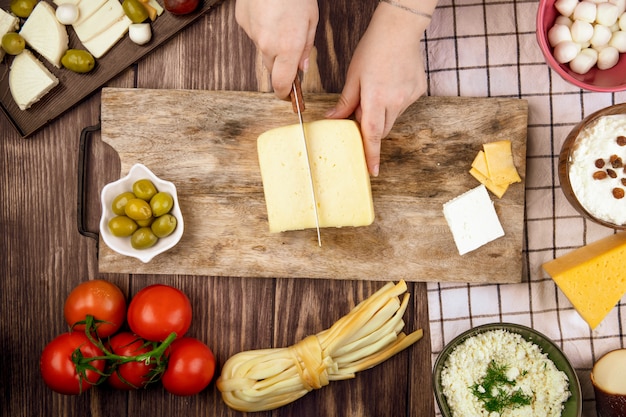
[536,0,626,92]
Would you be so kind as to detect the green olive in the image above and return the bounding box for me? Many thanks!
[122,0,149,23]
[10,0,37,18]
[151,214,177,238]
[124,198,152,221]
[108,216,139,237]
[132,179,157,201]
[61,49,95,73]
[1,33,25,56]
[131,227,158,249]
[150,192,174,217]
[111,191,136,216]
[136,217,154,227]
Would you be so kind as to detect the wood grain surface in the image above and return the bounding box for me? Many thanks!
[97,88,527,283]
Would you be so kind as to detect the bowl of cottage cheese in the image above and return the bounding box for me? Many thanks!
[432,323,581,417]
[559,103,626,228]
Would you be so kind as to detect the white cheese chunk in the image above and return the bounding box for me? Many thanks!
[9,49,59,111]
[0,8,19,61]
[19,1,68,67]
[73,0,108,26]
[443,185,505,255]
[257,119,375,233]
[82,15,132,58]
[53,0,82,5]
[73,0,126,43]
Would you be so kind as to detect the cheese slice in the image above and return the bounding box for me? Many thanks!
[53,0,82,5]
[82,15,132,58]
[0,8,19,61]
[542,232,626,329]
[483,140,522,185]
[73,0,126,43]
[443,184,505,255]
[19,1,69,67]
[469,150,509,198]
[73,0,108,26]
[9,50,59,111]
[257,119,375,233]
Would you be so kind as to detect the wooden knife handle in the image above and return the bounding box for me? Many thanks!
[290,74,305,113]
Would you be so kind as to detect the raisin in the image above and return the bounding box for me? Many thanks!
[613,188,625,199]
[610,154,623,168]
[621,178,626,186]
[593,171,608,179]
[607,169,618,178]
[595,158,606,168]
[617,136,626,146]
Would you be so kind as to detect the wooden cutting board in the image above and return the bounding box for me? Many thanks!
[98,88,527,283]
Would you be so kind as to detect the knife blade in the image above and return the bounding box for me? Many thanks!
[290,75,321,247]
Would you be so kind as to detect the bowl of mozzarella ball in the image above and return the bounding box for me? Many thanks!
[537,0,626,91]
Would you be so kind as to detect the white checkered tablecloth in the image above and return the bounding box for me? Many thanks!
[423,1,626,416]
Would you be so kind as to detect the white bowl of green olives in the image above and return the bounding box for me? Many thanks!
[100,164,184,263]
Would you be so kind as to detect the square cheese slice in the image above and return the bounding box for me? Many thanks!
[73,0,126,43]
[443,185,505,255]
[257,119,375,233]
[483,140,522,185]
[543,232,626,329]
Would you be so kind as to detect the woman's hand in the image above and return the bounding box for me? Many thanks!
[235,0,319,99]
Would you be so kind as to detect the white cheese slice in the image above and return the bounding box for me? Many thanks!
[443,184,505,255]
[73,0,125,43]
[9,49,59,111]
[19,1,68,67]
[73,0,108,26]
[82,15,132,59]
[147,0,164,16]
[0,8,20,61]
[257,119,375,233]
[53,0,82,5]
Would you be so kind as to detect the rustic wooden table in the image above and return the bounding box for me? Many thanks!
[0,1,433,416]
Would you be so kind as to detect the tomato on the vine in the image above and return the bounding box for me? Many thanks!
[107,332,158,390]
[64,279,126,337]
[127,284,192,342]
[40,332,106,395]
[162,337,215,396]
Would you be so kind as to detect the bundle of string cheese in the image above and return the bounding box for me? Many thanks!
[216,280,423,412]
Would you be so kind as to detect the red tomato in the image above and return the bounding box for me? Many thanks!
[127,284,192,342]
[162,337,215,396]
[107,332,156,390]
[40,332,105,395]
[64,279,126,337]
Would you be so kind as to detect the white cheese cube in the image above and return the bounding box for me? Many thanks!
[443,185,505,255]
[257,119,375,233]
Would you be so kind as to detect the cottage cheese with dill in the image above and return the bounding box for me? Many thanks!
[569,115,626,225]
[440,329,570,417]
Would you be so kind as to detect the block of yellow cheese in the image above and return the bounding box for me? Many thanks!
[542,232,626,329]
[257,119,375,233]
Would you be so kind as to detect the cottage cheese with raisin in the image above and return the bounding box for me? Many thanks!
[569,115,626,225]
[440,329,570,417]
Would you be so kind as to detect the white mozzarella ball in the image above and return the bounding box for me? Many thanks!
[571,19,595,42]
[596,2,620,25]
[573,1,598,22]
[55,3,79,25]
[549,24,573,46]
[620,12,626,30]
[610,29,626,51]
[597,45,620,68]
[555,0,579,16]
[556,15,574,27]
[129,23,152,45]
[610,0,626,14]
[570,48,598,73]
[554,40,582,63]
[591,23,613,46]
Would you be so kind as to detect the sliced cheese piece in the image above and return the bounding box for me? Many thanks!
[73,0,125,43]
[470,150,489,178]
[542,232,626,329]
[0,8,20,61]
[257,119,375,233]
[483,140,522,185]
[82,15,132,59]
[53,0,82,5]
[147,0,164,16]
[469,167,508,198]
[73,0,108,26]
[19,1,69,68]
[9,49,59,111]
[442,184,505,255]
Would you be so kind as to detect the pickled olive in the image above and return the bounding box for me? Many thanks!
[124,198,152,221]
[61,49,95,74]
[112,192,136,216]
[1,33,25,56]
[136,217,154,227]
[122,0,150,23]
[131,227,158,249]
[108,216,139,237]
[132,179,157,201]
[151,214,177,238]
[10,0,37,18]
[150,192,174,217]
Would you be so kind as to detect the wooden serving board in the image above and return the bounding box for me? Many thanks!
[0,0,220,137]
[98,88,527,283]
